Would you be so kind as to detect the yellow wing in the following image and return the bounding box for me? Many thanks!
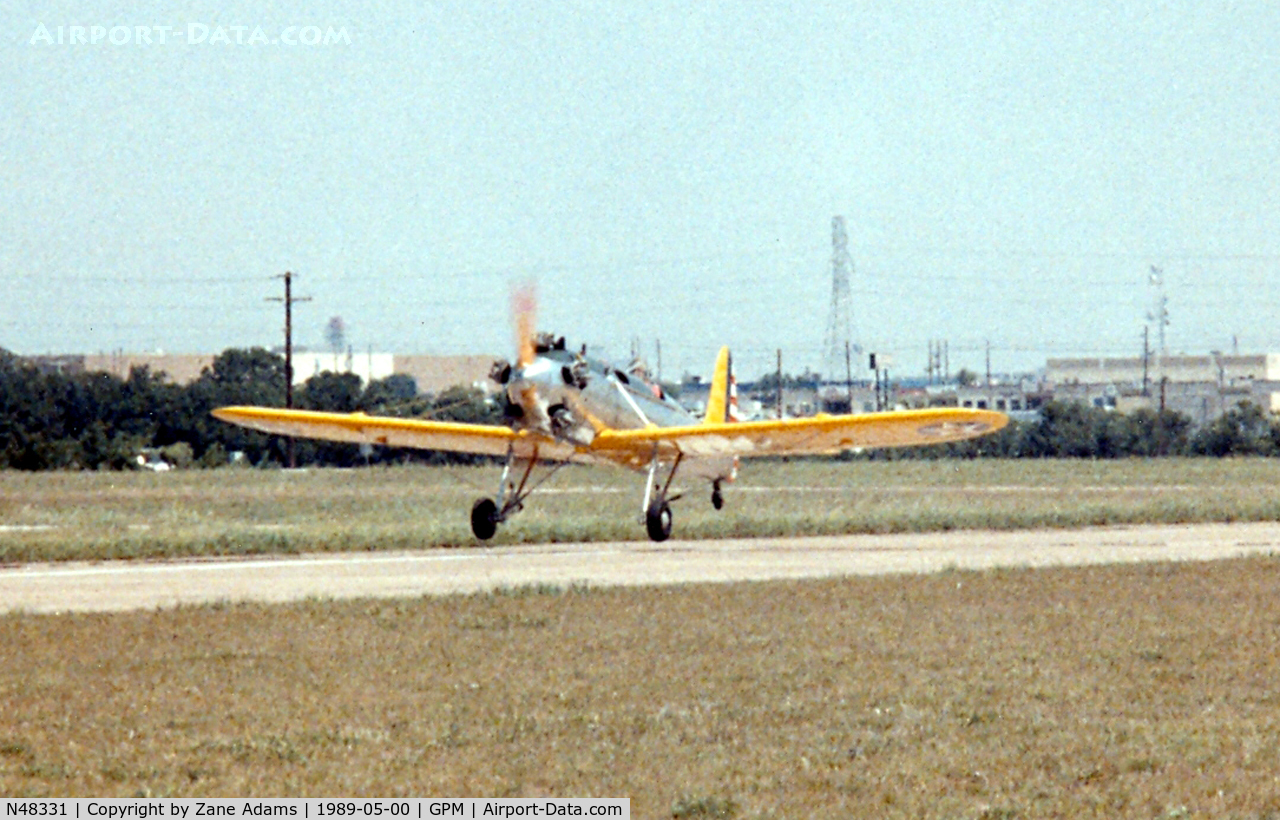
[210,406,578,460]
[589,407,1007,465]
[214,405,1006,467]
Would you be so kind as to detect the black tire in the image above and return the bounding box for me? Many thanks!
[711,482,724,510]
[645,500,673,542]
[471,497,499,540]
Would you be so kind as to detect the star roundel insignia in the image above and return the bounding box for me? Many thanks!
[916,420,992,438]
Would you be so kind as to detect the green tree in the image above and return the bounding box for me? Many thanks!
[299,371,364,413]
[1020,401,1102,457]
[0,353,43,468]
[361,374,418,410]
[429,386,502,425]
[170,348,289,465]
[204,348,287,401]
[1190,401,1276,456]
[1124,407,1192,457]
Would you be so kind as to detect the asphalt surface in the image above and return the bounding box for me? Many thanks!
[3,521,1279,614]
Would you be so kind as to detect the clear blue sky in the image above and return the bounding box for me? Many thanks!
[4,2,1279,381]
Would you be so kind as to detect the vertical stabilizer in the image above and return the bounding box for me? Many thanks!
[704,347,732,424]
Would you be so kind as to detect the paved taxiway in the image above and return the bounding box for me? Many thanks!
[3,521,1280,614]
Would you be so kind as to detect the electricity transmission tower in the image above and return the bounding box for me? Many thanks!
[822,216,857,384]
[1147,265,1170,411]
[1147,265,1169,355]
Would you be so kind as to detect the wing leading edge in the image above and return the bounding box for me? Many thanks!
[590,407,1008,461]
[210,406,579,461]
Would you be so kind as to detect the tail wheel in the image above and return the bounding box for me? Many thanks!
[645,500,673,542]
[471,497,499,540]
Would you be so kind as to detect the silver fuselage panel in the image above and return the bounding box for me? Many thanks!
[501,346,732,478]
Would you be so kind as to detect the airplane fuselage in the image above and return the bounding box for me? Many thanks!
[503,347,693,441]
[497,343,736,483]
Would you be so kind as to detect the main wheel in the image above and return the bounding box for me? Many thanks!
[711,481,724,510]
[645,499,673,542]
[471,497,499,540]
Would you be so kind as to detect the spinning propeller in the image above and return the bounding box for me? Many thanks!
[490,282,589,440]
[505,282,546,427]
[512,281,538,369]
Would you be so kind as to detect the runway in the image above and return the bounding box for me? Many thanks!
[3,521,1279,614]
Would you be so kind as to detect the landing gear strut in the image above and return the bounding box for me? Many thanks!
[642,449,683,542]
[470,445,562,540]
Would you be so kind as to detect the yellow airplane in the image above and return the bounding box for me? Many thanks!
[214,292,1006,542]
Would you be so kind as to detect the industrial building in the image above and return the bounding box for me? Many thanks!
[24,352,496,396]
[1046,354,1280,425]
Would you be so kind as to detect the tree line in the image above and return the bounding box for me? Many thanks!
[0,347,500,470]
[871,400,1280,460]
[2,346,1279,470]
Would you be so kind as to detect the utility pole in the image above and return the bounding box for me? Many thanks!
[927,339,947,385]
[985,340,994,411]
[776,348,783,419]
[870,353,881,411]
[1142,326,1150,397]
[267,271,311,469]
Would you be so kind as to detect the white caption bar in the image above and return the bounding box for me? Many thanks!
[0,800,628,820]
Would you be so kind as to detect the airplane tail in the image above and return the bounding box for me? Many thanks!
[703,346,741,424]
[701,347,741,486]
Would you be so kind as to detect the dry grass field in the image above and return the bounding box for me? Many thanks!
[5,460,1280,815]
[4,458,1280,562]
[3,557,1280,817]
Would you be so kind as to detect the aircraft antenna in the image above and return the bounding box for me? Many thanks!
[822,215,857,389]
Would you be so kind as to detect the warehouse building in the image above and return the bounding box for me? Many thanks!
[1046,353,1280,425]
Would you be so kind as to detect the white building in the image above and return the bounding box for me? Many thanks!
[290,350,395,386]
